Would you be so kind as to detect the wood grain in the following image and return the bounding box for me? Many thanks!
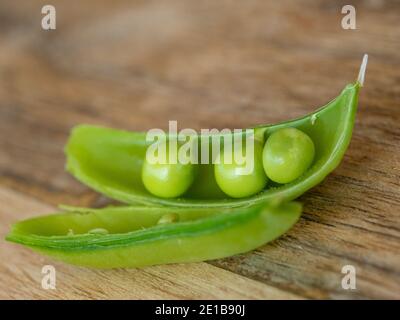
[0,0,399,299]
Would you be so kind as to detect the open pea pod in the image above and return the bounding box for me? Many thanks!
[6,202,301,268]
[65,56,367,207]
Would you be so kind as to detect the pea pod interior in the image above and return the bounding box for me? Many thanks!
[65,82,360,207]
[6,202,301,268]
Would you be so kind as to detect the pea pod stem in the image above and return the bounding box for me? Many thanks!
[357,54,368,87]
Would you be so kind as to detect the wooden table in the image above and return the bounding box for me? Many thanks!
[1,0,399,299]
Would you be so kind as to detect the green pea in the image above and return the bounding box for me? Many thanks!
[263,128,315,184]
[214,140,268,198]
[142,142,196,198]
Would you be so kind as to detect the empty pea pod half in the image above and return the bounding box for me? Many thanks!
[6,202,301,268]
[65,55,368,208]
